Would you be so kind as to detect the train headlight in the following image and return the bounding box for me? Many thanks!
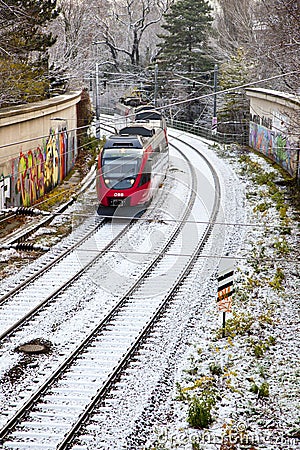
[130,179,135,185]
[104,179,110,184]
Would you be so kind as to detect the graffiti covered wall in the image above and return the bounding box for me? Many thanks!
[249,122,298,177]
[246,88,300,179]
[0,91,81,208]
[1,127,76,208]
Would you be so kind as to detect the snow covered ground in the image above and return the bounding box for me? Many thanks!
[143,134,300,450]
[0,127,298,449]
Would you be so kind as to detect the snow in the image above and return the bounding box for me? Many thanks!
[140,137,300,449]
[0,126,299,449]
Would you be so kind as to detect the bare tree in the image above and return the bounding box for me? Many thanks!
[212,0,259,59]
[257,0,300,92]
[49,0,111,90]
[213,0,300,92]
[48,0,173,99]
[93,0,174,69]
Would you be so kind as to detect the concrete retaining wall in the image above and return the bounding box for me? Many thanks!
[246,88,300,180]
[0,91,82,208]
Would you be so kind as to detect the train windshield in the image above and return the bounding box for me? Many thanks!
[102,149,143,189]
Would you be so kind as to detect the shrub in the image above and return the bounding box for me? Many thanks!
[209,362,223,376]
[253,202,271,213]
[259,382,270,398]
[250,381,270,398]
[187,395,215,429]
[249,336,275,358]
[269,267,285,290]
[216,312,255,339]
[273,238,290,255]
[253,342,267,358]
[267,335,276,345]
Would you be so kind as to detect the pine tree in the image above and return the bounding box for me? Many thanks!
[156,0,214,122]
[157,0,213,73]
[218,48,251,137]
[0,0,59,106]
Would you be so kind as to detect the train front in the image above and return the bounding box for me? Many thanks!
[96,135,150,207]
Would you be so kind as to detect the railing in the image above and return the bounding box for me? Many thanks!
[99,107,115,115]
[166,118,248,145]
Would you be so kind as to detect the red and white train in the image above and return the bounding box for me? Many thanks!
[96,106,169,207]
[115,96,148,118]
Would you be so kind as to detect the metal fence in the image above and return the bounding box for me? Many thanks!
[166,118,248,145]
[100,107,115,115]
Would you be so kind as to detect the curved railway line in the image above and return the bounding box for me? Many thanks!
[0,117,222,449]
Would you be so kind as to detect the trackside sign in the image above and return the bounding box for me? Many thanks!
[217,258,235,313]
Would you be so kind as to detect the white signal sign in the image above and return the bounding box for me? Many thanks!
[217,259,235,313]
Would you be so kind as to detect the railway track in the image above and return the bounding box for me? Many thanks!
[0,118,221,449]
[0,123,115,337]
[0,216,132,341]
[0,166,96,250]
[61,126,223,449]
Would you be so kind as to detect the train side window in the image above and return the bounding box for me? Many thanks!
[139,172,151,186]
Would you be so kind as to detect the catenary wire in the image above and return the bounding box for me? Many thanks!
[43,246,299,264]
[1,69,299,153]
[5,209,296,231]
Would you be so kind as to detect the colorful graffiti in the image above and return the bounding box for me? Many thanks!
[16,150,42,207]
[249,122,298,177]
[0,127,75,207]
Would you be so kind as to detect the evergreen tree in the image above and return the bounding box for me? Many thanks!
[0,0,59,106]
[158,0,213,73]
[218,48,251,137]
[156,0,214,122]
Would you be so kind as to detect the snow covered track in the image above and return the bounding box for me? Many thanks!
[0,217,133,341]
[0,164,96,251]
[0,118,225,449]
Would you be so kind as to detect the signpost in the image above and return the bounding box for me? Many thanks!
[212,64,218,135]
[217,258,235,337]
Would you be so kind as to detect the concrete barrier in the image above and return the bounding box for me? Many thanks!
[0,91,82,208]
[246,88,300,181]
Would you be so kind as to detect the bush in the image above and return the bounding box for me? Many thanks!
[216,312,255,339]
[273,239,290,256]
[187,395,214,429]
[253,342,267,358]
[209,362,223,376]
[269,267,285,290]
[250,381,269,398]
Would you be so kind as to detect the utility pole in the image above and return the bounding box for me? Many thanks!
[212,64,218,135]
[92,41,101,138]
[95,62,100,120]
[95,62,100,139]
[154,63,158,107]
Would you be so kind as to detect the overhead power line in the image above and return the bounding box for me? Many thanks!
[2,209,297,230]
[0,69,299,151]
[155,70,300,112]
[43,245,300,264]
